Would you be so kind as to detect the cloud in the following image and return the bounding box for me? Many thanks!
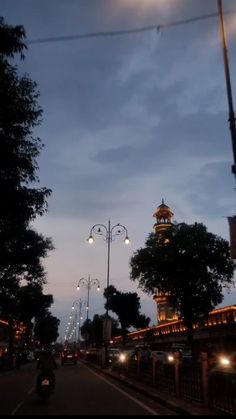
[2,0,236,341]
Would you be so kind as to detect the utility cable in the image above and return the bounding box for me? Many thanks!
[27,10,236,45]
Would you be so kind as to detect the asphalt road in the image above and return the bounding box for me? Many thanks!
[0,360,177,415]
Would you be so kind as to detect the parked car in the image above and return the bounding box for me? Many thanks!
[60,349,78,365]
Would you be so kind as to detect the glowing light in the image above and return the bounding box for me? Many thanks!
[219,356,231,367]
[119,353,126,363]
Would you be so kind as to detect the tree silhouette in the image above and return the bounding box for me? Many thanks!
[104,285,150,344]
[130,222,235,349]
[0,17,54,356]
[34,314,60,347]
[81,313,119,347]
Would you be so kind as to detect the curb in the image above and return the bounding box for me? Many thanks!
[83,361,219,416]
[104,369,190,416]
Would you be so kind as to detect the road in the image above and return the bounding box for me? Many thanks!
[0,360,177,415]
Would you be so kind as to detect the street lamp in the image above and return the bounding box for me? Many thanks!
[76,274,100,321]
[217,0,236,177]
[88,219,130,367]
[88,220,130,293]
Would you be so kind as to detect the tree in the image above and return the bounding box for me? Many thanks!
[130,222,235,349]
[0,227,54,298]
[104,285,150,344]
[0,16,54,356]
[16,283,54,345]
[0,17,51,229]
[34,314,60,347]
[0,15,52,267]
[0,226,54,354]
[81,314,119,347]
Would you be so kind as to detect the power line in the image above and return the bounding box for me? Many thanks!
[27,11,235,46]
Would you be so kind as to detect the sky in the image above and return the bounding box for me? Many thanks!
[2,0,236,342]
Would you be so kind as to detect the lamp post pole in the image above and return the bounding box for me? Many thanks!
[217,0,236,177]
[88,219,130,367]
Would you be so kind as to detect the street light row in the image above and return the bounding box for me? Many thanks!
[64,219,130,348]
[77,221,131,320]
[76,275,100,321]
[87,219,130,367]
[64,299,86,345]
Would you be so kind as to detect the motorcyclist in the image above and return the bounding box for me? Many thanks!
[36,349,57,389]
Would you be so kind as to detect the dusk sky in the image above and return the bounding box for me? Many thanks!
[2,0,236,342]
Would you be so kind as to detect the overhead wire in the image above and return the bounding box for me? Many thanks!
[26,11,236,45]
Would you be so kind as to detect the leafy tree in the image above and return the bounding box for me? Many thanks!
[0,226,54,354]
[0,17,55,360]
[16,283,54,345]
[0,17,26,58]
[0,17,51,240]
[104,285,150,344]
[0,17,54,347]
[34,313,60,347]
[130,222,235,348]
[0,16,52,263]
[81,313,119,347]
[0,227,54,298]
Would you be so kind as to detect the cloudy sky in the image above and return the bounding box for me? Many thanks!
[2,0,236,342]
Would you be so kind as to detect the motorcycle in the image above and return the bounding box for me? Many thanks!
[36,373,55,399]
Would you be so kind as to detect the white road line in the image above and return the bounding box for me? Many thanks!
[10,387,34,416]
[86,366,159,415]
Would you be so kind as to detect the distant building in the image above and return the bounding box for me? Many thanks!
[113,304,236,352]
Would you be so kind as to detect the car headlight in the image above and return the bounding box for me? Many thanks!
[219,356,231,367]
[119,353,126,362]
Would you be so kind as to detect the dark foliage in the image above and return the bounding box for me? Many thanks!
[130,222,235,346]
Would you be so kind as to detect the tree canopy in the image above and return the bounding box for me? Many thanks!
[34,313,60,346]
[0,17,57,350]
[104,285,150,343]
[81,313,119,347]
[130,222,235,346]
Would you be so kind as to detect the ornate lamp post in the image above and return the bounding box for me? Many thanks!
[88,219,130,367]
[76,275,100,321]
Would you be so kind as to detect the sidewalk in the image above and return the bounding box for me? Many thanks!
[84,361,223,416]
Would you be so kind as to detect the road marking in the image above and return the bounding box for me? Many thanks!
[86,366,159,415]
[10,387,34,415]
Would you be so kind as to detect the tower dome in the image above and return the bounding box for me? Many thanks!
[153,198,174,234]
